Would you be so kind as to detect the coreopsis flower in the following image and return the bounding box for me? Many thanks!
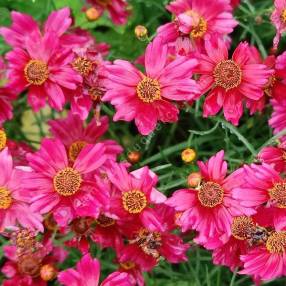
[240,230,286,280]
[87,0,129,25]
[0,148,43,232]
[196,39,272,125]
[0,8,90,49]
[271,0,286,49]
[103,36,200,135]
[269,98,286,143]
[2,235,67,286]
[232,162,286,230]
[121,204,189,271]
[157,0,237,54]
[24,138,108,226]
[68,44,109,120]
[48,113,122,163]
[106,163,167,231]
[5,31,82,112]
[0,58,16,124]
[58,254,132,286]
[167,151,254,247]
[258,142,286,173]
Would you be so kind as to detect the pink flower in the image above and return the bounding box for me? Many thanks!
[271,0,286,49]
[48,113,122,163]
[258,143,286,173]
[240,231,286,280]
[68,44,109,120]
[5,32,82,112]
[87,0,129,25]
[269,98,286,142]
[2,236,67,286]
[24,138,108,226]
[196,39,272,125]
[6,140,34,166]
[58,253,132,286]
[120,205,189,271]
[106,163,167,231]
[157,0,237,54]
[167,151,254,247]
[232,163,286,230]
[0,8,89,49]
[0,58,16,124]
[102,36,200,135]
[0,148,43,232]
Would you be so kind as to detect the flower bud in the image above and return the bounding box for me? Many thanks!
[40,264,57,281]
[181,148,196,163]
[134,25,148,41]
[187,172,202,188]
[85,7,100,21]
[127,151,141,164]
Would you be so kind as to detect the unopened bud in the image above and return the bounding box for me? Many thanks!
[40,264,57,281]
[134,25,148,41]
[187,172,202,188]
[127,151,141,164]
[181,148,196,163]
[85,7,100,21]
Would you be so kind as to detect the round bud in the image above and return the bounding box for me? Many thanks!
[187,172,202,188]
[134,25,148,41]
[127,151,141,164]
[40,264,57,281]
[85,7,100,21]
[181,148,196,163]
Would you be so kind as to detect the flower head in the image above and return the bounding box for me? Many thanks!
[271,0,286,49]
[103,36,200,135]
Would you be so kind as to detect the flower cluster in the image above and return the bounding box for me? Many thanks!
[1,0,286,285]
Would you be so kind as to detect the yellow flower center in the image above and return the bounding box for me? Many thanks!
[0,187,12,209]
[120,261,136,270]
[213,60,242,91]
[53,167,82,197]
[198,181,224,208]
[88,86,104,101]
[266,231,286,254]
[231,216,254,240]
[0,129,7,151]
[269,182,286,208]
[136,77,161,103]
[72,57,93,76]
[24,59,49,85]
[185,10,208,39]
[68,141,87,162]
[122,189,147,214]
[96,214,116,227]
[281,9,286,24]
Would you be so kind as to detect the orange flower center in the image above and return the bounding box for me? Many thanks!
[53,167,82,197]
[269,182,286,208]
[266,231,286,254]
[281,9,286,24]
[130,228,162,259]
[24,59,49,85]
[213,60,242,91]
[231,216,254,240]
[264,74,277,97]
[120,261,136,270]
[0,187,12,209]
[122,189,147,214]
[0,129,7,150]
[88,86,104,101]
[18,254,42,277]
[72,57,93,76]
[198,181,224,208]
[96,214,115,227]
[136,77,161,103]
[185,10,208,39]
[40,264,57,281]
[68,141,87,162]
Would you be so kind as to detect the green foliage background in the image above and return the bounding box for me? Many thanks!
[0,0,285,285]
